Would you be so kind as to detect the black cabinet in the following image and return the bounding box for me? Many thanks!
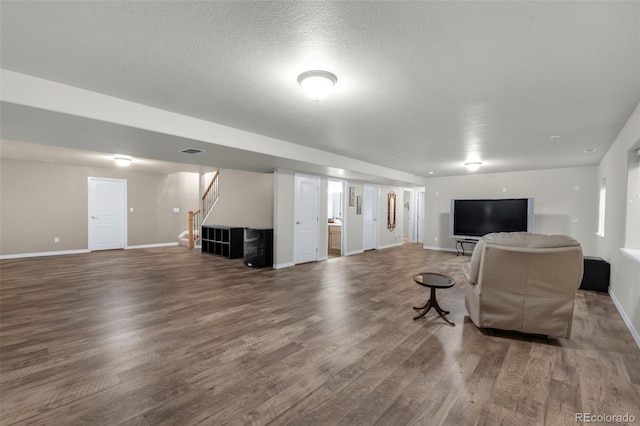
[244,228,273,268]
[201,226,244,259]
[580,256,610,292]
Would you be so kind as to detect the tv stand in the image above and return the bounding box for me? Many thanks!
[455,239,477,256]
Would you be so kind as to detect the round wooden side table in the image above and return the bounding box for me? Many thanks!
[412,272,455,326]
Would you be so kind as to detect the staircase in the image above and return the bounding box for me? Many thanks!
[187,171,219,249]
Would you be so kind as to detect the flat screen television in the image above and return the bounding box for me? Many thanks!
[449,198,534,240]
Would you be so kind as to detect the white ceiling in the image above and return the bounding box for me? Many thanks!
[1,1,639,184]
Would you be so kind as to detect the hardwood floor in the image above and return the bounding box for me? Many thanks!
[1,245,638,425]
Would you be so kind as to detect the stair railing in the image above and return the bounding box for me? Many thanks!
[202,171,219,218]
[188,209,201,249]
[185,171,220,249]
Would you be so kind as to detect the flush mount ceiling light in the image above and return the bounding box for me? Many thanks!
[297,70,337,100]
[114,154,132,167]
[465,162,482,171]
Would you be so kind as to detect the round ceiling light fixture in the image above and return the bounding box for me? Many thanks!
[465,161,482,171]
[297,70,338,100]
[114,154,132,167]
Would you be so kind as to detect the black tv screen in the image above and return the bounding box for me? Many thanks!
[449,198,534,240]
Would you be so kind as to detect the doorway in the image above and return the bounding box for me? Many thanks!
[327,179,345,258]
[88,177,127,251]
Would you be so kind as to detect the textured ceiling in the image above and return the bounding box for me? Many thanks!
[1,1,639,182]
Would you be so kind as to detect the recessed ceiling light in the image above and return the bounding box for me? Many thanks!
[584,148,596,154]
[297,70,337,100]
[428,171,434,175]
[114,154,132,167]
[465,162,482,171]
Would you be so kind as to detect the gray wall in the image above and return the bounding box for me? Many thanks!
[274,169,295,268]
[203,169,274,228]
[0,158,196,255]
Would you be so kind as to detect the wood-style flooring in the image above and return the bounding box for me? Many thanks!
[1,245,639,425]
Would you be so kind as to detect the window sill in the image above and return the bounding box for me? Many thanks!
[620,248,640,265]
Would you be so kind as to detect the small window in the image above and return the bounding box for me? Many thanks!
[597,177,606,237]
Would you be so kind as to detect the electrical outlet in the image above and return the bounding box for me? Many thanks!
[54,237,59,243]
[434,236,438,242]
[130,207,134,212]
[173,207,180,213]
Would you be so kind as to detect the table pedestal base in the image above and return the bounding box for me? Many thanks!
[413,287,455,326]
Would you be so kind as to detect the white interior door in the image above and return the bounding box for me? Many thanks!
[88,177,126,251]
[363,184,379,250]
[417,191,425,243]
[294,174,319,264]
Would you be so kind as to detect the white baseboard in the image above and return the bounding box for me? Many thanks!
[0,249,90,260]
[609,288,640,349]
[125,242,179,250]
[317,256,328,261]
[344,249,364,256]
[422,245,457,254]
[378,242,403,250]
[273,262,295,270]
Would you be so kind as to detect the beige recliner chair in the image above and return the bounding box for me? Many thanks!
[462,232,584,338]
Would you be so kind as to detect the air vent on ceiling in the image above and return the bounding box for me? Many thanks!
[180,148,204,155]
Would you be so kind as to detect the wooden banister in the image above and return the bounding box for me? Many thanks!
[188,209,201,249]
[202,171,219,201]
[185,172,219,249]
[201,171,219,220]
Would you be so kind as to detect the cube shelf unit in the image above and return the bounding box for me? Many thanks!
[201,225,244,259]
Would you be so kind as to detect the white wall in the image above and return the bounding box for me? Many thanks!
[597,102,640,345]
[345,181,364,255]
[422,166,598,255]
[273,174,407,266]
[378,185,405,249]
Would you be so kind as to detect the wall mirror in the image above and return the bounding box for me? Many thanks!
[387,191,397,230]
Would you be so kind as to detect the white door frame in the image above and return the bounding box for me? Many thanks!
[327,178,347,256]
[293,174,320,264]
[88,177,127,251]
[417,191,425,244]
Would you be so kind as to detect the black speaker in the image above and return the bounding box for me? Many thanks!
[580,256,610,292]
[244,228,273,268]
